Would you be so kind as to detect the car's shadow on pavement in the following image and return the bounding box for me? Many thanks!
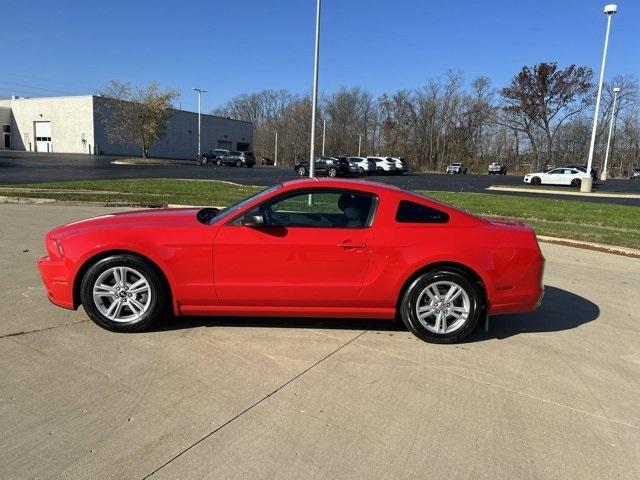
[463,285,600,343]
[152,286,598,342]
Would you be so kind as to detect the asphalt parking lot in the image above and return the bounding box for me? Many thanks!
[1,151,639,206]
[1,202,639,479]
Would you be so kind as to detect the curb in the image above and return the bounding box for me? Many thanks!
[487,185,640,199]
[537,235,640,259]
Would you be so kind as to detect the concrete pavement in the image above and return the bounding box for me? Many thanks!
[0,203,639,479]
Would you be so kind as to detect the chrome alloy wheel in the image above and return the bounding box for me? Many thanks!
[92,266,152,322]
[414,280,470,334]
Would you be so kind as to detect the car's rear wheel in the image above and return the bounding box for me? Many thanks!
[571,178,581,188]
[531,176,541,185]
[327,167,337,177]
[399,270,482,344]
[216,159,222,166]
[80,255,167,332]
[297,166,306,176]
[236,160,242,167]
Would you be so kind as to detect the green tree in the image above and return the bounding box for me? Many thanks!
[99,80,179,158]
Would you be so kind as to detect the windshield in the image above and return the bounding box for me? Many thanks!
[208,184,282,224]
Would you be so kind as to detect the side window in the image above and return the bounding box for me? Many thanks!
[396,200,449,224]
[251,190,376,228]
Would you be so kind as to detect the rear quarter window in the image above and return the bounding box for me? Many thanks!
[396,200,449,224]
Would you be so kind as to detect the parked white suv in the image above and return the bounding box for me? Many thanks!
[367,156,397,174]
[346,157,376,175]
[446,163,468,174]
[391,157,409,174]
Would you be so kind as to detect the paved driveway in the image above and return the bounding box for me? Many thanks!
[1,203,639,479]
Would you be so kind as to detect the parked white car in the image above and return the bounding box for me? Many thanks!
[367,156,397,174]
[446,163,468,174]
[524,167,584,187]
[391,157,409,174]
[346,156,376,175]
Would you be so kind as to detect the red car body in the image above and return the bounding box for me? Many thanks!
[38,179,544,322]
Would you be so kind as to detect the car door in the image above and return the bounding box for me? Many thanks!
[543,168,561,185]
[557,169,573,185]
[212,189,377,307]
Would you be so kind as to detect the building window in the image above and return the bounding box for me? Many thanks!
[2,125,10,133]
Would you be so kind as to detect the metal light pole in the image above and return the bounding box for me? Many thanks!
[583,4,617,192]
[601,87,620,181]
[193,88,207,159]
[358,134,362,157]
[321,119,326,156]
[308,0,321,177]
[274,131,278,166]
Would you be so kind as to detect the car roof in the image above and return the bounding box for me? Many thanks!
[281,177,403,194]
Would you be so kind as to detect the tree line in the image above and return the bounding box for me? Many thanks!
[213,62,639,176]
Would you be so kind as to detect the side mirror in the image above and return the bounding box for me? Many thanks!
[241,213,264,227]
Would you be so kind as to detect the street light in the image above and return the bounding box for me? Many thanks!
[192,88,207,160]
[274,131,278,166]
[583,3,617,192]
[601,87,620,181]
[321,119,326,156]
[358,134,362,157]
[308,0,321,178]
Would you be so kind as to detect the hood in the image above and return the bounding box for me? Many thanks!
[51,208,201,238]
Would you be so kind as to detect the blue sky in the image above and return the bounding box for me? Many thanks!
[3,0,638,112]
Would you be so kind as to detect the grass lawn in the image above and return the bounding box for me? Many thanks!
[1,179,638,249]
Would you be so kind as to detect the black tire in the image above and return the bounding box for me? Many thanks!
[359,167,365,175]
[80,255,167,332]
[399,270,482,344]
[216,159,222,166]
[531,176,541,185]
[297,166,306,176]
[327,167,337,177]
[236,160,242,167]
[571,178,581,188]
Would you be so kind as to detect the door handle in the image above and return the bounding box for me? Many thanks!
[337,241,366,249]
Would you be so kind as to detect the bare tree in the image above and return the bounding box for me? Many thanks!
[98,80,179,158]
[500,62,593,170]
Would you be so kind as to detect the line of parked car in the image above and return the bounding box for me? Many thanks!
[294,156,409,177]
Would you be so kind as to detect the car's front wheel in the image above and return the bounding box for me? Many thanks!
[571,178,581,188]
[531,176,541,185]
[80,255,167,332]
[236,160,243,167]
[216,159,222,166]
[399,270,482,343]
[327,167,337,177]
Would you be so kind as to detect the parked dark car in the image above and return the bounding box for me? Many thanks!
[294,156,358,177]
[198,149,229,166]
[261,157,274,166]
[488,162,507,175]
[218,151,256,168]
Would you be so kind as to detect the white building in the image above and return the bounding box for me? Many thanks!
[0,95,253,159]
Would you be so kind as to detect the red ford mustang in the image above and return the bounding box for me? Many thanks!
[37,179,544,343]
